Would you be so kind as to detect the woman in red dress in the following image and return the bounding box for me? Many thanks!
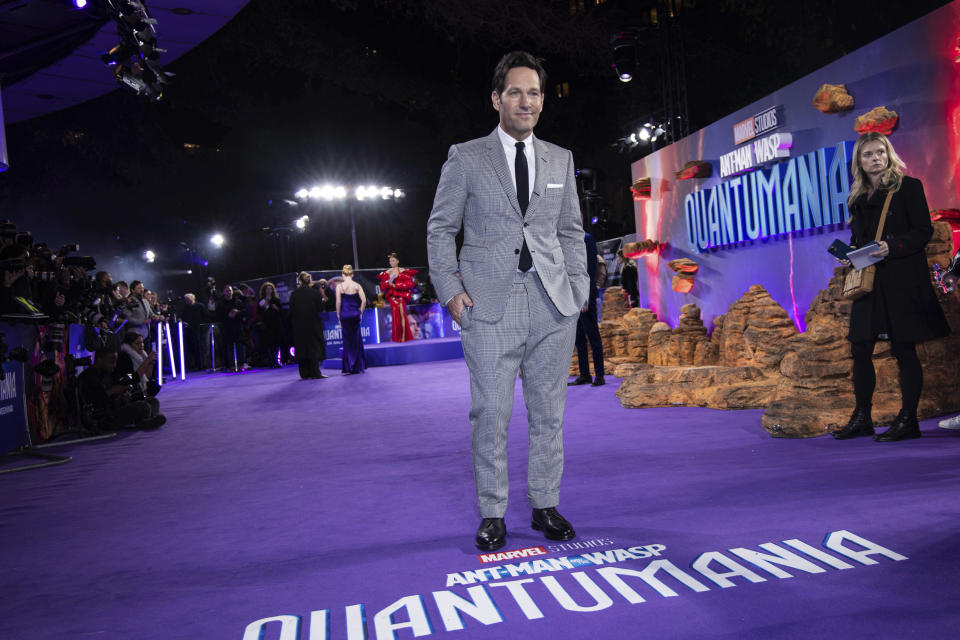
[377,252,418,342]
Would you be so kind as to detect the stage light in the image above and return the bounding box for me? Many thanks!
[295,216,309,230]
[295,189,309,200]
[73,0,88,8]
[355,186,367,201]
[394,189,404,198]
[591,216,599,224]
[611,30,638,83]
[309,186,322,199]
[638,127,651,142]
[144,250,156,263]
[187,270,193,275]
[210,233,225,248]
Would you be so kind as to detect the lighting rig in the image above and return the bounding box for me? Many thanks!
[100,0,172,101]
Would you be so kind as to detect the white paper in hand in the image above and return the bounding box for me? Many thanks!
[848,242,884,270]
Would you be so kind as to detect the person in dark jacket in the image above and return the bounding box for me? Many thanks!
[833,132,950,442]
[289,271,328,380]
[215,284,248,372]
[569,231,605,386]
[617,248,639,308]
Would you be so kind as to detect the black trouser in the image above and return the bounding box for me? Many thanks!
[851,338,922,414]
[298,358,319,379]
[575,299,604,378]
[103,397,160,430]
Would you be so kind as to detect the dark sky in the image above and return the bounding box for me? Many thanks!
[0,0,951,295]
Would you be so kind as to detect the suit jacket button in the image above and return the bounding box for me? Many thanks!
[514,249,520,254]
[523,222,529,227]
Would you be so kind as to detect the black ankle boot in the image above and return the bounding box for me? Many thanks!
[874,410,921,442]
[833,407,875,439]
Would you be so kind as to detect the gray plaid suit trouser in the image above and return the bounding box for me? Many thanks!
[459,269,578,518]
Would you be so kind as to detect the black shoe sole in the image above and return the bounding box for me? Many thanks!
[832,428,875,440]
[475,537,506,551]
[874,432,921,442]
[531,520,575,541]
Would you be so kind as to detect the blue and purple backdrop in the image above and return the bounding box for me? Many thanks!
[630,2,960,331]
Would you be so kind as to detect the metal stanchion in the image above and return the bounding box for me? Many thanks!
[157,321,164,386]
[164,321,177,380]
[178,321,186,381]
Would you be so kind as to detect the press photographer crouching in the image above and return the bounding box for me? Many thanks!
[78,347,166,433]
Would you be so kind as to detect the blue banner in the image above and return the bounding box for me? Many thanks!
[0,361,29,455]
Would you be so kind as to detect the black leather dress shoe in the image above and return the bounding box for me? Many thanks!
[568,376,591,386]
[591,375,605,387]
[833,407,874,440]
[531,507,575,541]
[875,411,921,442]
[475,518,506,551]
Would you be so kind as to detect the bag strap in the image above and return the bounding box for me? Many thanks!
[874,189,894,243]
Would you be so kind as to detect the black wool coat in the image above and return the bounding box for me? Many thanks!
[847,175,950,343]
[289,286,327,362]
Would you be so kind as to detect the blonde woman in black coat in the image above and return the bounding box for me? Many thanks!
[833,132,950,442]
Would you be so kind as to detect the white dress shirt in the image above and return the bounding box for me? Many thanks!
[497,125,536,203]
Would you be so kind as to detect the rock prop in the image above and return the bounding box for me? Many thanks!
[601,286,631,322]
[631,177,651,200]
[812,83,854,113]
[623,239,667,258]
[675,161,712,180]
[931,209,960,223]
[854,106,898,135]
[668,258,699,293]
[616,288,799,413]
[605,223,959,437]
[672,275,694,293]
[762,261,960,437]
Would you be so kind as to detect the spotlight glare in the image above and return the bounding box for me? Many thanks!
[355,186,366,201]
[394,188,405,198]
[295,188,309,200]
[334,186,347,199]
[380,186,393,199]
[187,269,193,275]
[309,186,321,199]
[144,250,156,263]
[210,233,225,248]
[591,216,599,224]
[618,73,632,82]
[74,0,88,8]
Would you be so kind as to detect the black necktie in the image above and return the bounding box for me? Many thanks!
[515,141,532,271]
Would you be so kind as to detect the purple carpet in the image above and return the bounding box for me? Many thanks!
[1,359,959,639]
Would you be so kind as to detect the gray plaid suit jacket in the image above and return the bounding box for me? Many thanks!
[426,128,589,322]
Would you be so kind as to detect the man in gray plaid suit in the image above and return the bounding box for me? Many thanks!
[426,51,589,551]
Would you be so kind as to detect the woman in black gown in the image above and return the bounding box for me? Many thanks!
[336,264,367,374]
[289,272,327,380]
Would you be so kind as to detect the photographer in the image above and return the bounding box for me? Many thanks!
[124,280,157,342]
[179,293,207,371]
[78,347,165,432]
[117,332,160,397]
[216,284,248,371]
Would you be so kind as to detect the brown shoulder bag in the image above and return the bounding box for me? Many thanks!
[842,189,893,300]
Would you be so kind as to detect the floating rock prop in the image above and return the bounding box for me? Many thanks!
[675,161,713,180]
[630,177,651,200]
[812,83,854,113]
[854,106,898,135]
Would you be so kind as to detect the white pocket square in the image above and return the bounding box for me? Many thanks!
[546,183,564,189]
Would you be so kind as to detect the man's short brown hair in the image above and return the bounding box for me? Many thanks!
[492,51,546,95]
